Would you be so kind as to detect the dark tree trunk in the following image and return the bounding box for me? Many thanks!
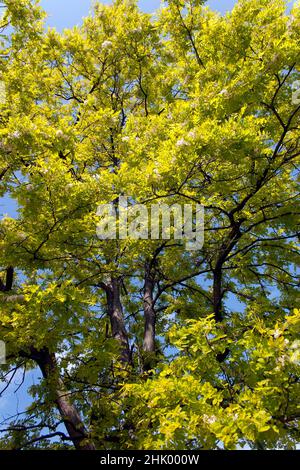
[0,266,14,292]
[213,267,223,322]
[2,268,95,450]
[106,277,131,363]
[29,347,96,451]
[143,269,156,353]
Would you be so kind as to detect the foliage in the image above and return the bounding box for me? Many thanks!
[0,0,299,450]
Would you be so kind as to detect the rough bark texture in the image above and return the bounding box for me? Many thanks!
[143,268,156,353]
[106,277,131,363]
[213,267,223,323]
[29,347,96,451]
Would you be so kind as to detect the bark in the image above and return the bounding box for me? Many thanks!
[143,267,156,353]
[28,347,96,450]
[1,267,24,302]
[105,277,131,364]
[0,266,14,292]
[213,267,223,323]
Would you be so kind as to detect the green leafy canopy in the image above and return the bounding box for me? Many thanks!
[0,0,299,450]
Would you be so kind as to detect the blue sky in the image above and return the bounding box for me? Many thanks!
[40,0,238,30]
[39,0,295,31]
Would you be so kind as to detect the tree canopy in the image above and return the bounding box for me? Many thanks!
[0,0,299,450]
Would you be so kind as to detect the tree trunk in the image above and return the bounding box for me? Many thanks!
[213,268,223,322]
[29,347,96,450]
[143,271,156,353]
[2,267,95,450]
[106,277,131,364]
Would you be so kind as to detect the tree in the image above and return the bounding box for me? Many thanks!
[0,0,299,450]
